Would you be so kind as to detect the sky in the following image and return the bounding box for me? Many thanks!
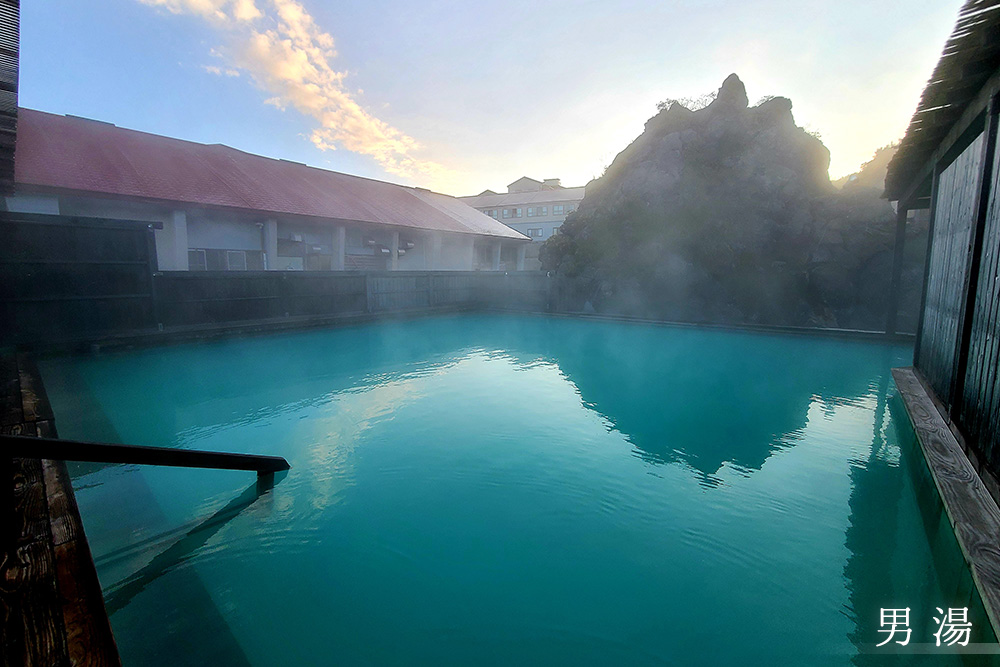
[22,0,964,196]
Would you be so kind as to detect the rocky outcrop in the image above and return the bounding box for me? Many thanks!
[541,74,925,330]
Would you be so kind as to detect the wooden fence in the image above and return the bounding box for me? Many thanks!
[915,101,1000,477]
[0,213,158,342]
[0,213,553,344]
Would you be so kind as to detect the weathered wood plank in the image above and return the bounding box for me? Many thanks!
[1,454,70,666]
[2,354,122,667]
[0,352,21,427]
[42,445,119,665]
[17,353,53,423]
[893,366,1000,637]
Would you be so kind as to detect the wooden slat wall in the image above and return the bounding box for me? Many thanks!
[0,216,157,343]
[0,0,18,195]
[159,271,553,324]
[917,133,985,400]
[155,272,368,326]
[958,129,1000,471]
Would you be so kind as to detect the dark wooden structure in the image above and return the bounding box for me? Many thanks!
[0,211,555,347]
[2,434,290,476]
[1,352,121,666]
[885,0,1000,638]
[886,0,1000,488]
[0,0,16,196]
[0,213,162,343]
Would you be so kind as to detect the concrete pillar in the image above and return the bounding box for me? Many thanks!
[263,219,278,270]
[154,210,189,270]
[492,241,502,271]
[516,244,526,271]
[430,233,443,270]
[172,210,189,270]
[333,225,346,271]
[390,231,400,271]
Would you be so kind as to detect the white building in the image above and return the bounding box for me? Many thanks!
[8,109,530,273]
[459,176,585,270]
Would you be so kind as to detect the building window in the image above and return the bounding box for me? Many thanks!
[227,250,248,271]
[515,208,523,218]
[188,249,207,271]
[527,228,543,238]
[567,206,576,214]
[502,209,511,219]
[527,207,535,217]
[187,248,263,271]
[554,204,564,216]
[539,206,547,216]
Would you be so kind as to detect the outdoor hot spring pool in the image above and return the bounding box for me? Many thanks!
[40,314,995,664]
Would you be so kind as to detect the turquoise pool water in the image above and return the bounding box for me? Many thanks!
[41,314,994,665]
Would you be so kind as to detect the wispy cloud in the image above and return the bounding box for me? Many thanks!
[201,64,240,77]
[139,0,449,182]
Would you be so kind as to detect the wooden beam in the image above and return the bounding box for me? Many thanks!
[2,434,291,476]
[885,205,908,335]
[892,67,1000,205]
[914,165,942,365]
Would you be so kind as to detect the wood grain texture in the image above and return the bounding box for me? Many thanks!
[894,366,1000,637]
[1,352,121,666]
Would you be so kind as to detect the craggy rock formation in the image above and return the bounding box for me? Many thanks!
[541,74,926,330]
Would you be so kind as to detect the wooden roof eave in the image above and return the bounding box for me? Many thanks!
[887,66,1000,206]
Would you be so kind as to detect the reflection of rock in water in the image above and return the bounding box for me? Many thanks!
[51,315,904,483]
[524,322,899,477]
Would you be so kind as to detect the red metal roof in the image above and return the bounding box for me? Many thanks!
[13,108,527,240]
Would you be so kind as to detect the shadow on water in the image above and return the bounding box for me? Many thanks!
[100,476,282,667]
[104,474,281,615]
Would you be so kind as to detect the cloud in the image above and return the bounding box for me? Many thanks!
[201,64,240,77]
[139,0,449,183]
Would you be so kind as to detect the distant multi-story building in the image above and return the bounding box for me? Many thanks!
[459,176,585,270]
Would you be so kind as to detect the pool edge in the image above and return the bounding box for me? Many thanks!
[892,366,1000,638]
[1,352,121,666]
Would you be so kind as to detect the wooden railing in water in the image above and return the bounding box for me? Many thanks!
[2,434,290,476]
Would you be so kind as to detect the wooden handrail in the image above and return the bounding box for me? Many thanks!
[2,434,290,476]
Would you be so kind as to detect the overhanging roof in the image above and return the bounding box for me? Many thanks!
[13,109,528,241]
[885,0,1000,200]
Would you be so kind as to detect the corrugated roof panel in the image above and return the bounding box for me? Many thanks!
[13,108,526,240]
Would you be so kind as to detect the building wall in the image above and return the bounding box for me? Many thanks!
[187,217,262,251]
[12,190,523,272]
[460,182,584,270]
[5,194,60,215]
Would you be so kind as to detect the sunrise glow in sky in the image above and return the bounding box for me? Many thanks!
[23,0,963,195]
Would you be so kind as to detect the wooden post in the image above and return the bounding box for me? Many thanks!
[914,166,942,367]
[886,205,908,335]
[950,96,999,420]
[390,232,399,271]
